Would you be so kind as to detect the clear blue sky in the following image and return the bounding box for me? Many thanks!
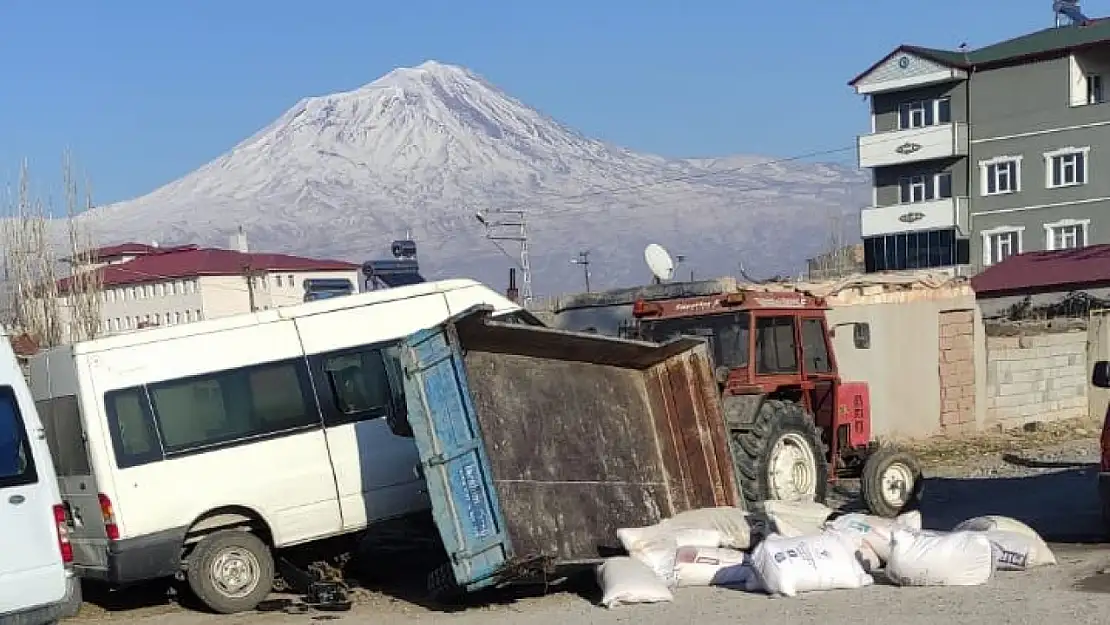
[0,0,1062,206]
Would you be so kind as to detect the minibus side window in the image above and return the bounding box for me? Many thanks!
[311,345,410,436]
[0,386,36,487]
[105,388,162,468]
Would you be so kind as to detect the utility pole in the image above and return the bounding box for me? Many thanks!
[571,250,591,292]
[242,264,264,312]
[475,209,533,306]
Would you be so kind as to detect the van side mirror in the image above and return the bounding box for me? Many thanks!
[1093,361,1110,389]
[853,323,871,350]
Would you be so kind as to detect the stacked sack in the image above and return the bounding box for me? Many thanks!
[596,502,1058,608]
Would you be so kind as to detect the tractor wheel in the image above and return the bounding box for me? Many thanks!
[860,445,924,518]
[731,399,829,509]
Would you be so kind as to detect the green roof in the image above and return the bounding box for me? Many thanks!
[963,19,1110,64]
[853,21,1110,85]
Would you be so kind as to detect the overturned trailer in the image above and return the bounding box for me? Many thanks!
[397,305,740,595]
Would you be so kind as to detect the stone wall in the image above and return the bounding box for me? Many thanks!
[984,329,1088,427]
[939,310,977,433]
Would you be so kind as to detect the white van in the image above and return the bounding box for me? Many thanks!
[1,332,81,624]
[28,279,534,614]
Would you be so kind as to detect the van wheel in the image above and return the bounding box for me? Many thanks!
[186,530,274,614]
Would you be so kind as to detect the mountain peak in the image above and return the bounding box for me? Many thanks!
[365,60,475,91]
[88,62,867,293]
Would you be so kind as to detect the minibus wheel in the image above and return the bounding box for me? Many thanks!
[186,529,275,614]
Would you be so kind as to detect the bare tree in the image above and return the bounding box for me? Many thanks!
[806,213,861,281]
[0,154,102,348]
[62,152,103,342]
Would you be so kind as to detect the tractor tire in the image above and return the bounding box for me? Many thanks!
[731,399,829,509]
[860,445,924,518]
[186,530,275,614]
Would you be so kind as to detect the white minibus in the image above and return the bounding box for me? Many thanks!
[29,278,535,613]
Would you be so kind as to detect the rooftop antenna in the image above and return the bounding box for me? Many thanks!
[644,243,675,285]
[1054,0,1090,26]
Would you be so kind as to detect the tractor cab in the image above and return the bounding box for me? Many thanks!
[628,286,922,518]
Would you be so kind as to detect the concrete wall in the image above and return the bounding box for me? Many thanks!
[825,283,987,440]
[984,330,1089,427]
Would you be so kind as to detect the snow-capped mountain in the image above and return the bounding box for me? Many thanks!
[83,60,868,295]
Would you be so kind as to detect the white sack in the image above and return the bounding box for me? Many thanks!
[825,510,921,564]
[954,515,1039,538]
[984,530,1057,570]
[895,509,923,530]
[673,546,755,588]
[825,514,897,564]
[886,528,993,586]
[596,557,674,608]
[750,532,873,597]
[762,500,835,536]
[620,526,722,583]
[823,526,883,573]
[666,507,754,549]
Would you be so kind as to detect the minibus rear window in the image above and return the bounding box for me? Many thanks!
[36,395,92,477]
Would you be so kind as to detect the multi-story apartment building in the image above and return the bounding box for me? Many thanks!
[849,8,1110,274]
[55,239,359,338]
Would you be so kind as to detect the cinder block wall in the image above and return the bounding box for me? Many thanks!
[985,330,1088,426]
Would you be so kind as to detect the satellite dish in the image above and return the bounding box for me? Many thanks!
[644,243,675,282]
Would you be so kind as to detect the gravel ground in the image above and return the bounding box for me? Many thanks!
[73,422,1110,624]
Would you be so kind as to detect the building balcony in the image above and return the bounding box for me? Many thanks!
[860,196,969,238]
[857,123,968,169]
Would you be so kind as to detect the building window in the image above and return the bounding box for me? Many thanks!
[1088,75,1104,104]
[1043,218,1090,251]
[898,172,953,203]
[981,226,1024,266]
[156,284,164,297]
[1044,147,1089,188]
[864,229,969,272]
[897,97,951,130]
[287,275,294,286]
[196,309,203,320]
[175,312,182,324]
[275,275,283,287]
[979,156,1022,196]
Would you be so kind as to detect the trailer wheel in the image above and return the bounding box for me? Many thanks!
[860,446,923,518]
[186,530,274,614]
[731,399,829,508]
[426,562,464,605]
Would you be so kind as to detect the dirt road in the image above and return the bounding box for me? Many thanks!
[74,426,1110,624]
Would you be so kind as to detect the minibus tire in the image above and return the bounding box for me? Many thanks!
[186,530,275,614]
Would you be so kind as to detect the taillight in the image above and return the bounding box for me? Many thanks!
[98,493,120,540]
[53,504,73,563]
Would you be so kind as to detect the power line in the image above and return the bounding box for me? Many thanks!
[58,96,1075,299]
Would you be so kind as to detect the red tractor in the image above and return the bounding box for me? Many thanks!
[625,286,923,517]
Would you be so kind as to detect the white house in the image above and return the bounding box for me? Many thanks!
[57,239,360,337]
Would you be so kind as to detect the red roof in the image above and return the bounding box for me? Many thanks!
[971,244,1110,297]
[58,246,358,292]
[64,242,200,264]
[8,334,38,358]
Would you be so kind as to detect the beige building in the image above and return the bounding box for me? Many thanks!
[58,239,359,337]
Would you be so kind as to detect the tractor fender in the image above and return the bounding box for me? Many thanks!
[722,393,764,429]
